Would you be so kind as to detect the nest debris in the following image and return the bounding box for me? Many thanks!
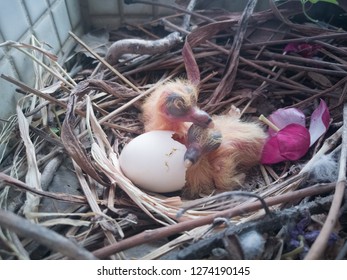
[0,0,347,260]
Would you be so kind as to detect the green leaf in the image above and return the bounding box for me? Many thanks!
[307,0,339,5]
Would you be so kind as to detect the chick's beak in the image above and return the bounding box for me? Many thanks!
[184,145,202,168]
[189,107,214,128]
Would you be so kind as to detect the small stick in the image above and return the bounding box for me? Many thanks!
[253,59,347,77]
[0,41,74,88]
[260,164,271,185]
[105,32,182,66]
[177,191,272,218]
[242,32,347,50]
[182,0,197,30]
[125,0,215,24]
[259,114,280,132]
[0,74,86,118]
[0,209,97,260]
[211,0,259,104]
[92,183,335,258]
[69,31,140,93]
[0,172,87,204]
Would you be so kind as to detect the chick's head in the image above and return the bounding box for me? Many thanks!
[159,80,213,128]
[184,124,222,167]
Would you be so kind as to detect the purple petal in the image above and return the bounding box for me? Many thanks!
[261,124,310,164]
[309,99,330,146]
[261,135,286,164]
[268,108,306,136]
[284,43,321,58]
[284,43,299,53]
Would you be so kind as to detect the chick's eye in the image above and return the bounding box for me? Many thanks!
[205,130,222,152]
[174,98,186,110]
[166,93,189,117]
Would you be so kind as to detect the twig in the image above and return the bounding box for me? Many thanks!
[0,41,74,88]
[242,32,347,49]
[0,172,87,204]
[182,0,197,30]
[177,191,272,218]
[0,74,85,118]
[125,0,215,23]
[252,59,347,77]
[72,161,124,238]
[92,183,335,258]
[257,50,347,72]
[211,0,258,104]
[0,209,97,260]
[69,31,140,92]
[105,32,182,66]
[176,194,334,260]
[305,104,347,259]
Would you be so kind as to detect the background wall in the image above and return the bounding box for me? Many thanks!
[80,0,270,30]
[0,0,269,124]
[0,0,83,123]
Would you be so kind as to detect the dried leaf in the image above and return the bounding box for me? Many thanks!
[61,94,104,183]
[307,72,332,88]
[182,39,200,86]
[39,218,90,227]
[40,82,62,94]
[211,0,258,103]
[17,105,41,217]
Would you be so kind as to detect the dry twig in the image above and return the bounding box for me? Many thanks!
[0,209,96,260]
[305,104,347,259]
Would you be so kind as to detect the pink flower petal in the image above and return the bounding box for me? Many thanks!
[309,99,330,146]
[268,108,306,136]
[261,124,310,164]
[284,43,321,58]
[284,43,300,53]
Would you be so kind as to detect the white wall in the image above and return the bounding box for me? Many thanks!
[0,0,270,125]
[0,0,83,123]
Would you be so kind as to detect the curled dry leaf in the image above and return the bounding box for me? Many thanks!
[182,39,200,86]
[61,94,104,184]
[16,105,41,217]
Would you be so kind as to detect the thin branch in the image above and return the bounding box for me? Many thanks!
[69,31,140,92]
[0,172,87,204]
[305,104,347,259]
[0,209,96,260]
[92,182,335,258]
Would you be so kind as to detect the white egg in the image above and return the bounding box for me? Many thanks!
[119,130,187,193]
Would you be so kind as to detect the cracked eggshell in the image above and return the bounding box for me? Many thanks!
[119,130,187,193]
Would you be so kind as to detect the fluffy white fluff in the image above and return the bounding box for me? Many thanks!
[308,153,339,183]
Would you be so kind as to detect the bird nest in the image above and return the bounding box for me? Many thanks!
[0,0,347,260]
